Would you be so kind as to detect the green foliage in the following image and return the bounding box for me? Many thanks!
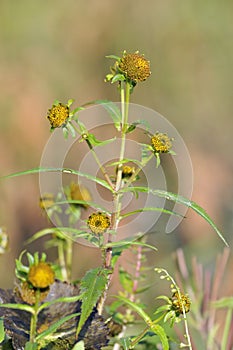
[0,51,230,350]
[76,267,109,336]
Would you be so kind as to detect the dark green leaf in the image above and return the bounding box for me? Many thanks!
[76,268,109,336]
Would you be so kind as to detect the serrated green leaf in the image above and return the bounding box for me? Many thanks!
[76,268,108,336]
[1,167,113,192]
[119,186,228,246]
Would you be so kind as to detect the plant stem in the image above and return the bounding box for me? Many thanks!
[57,240,68,281]
[66,238,73,281]
[129,325,150,349]
[221,308,232,350]
[98,81,131,315]
[29,289,40,344]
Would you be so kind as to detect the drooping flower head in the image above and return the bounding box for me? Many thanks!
[87,212,111,235]
[118,51,151,83]
[47,102,69,129]
[151,132,172,153]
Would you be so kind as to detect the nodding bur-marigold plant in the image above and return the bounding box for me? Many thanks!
[0,50,229,350]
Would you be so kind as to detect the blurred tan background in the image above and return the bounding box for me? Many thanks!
[0,0,232,298]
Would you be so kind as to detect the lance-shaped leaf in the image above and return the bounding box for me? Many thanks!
[76,268,109,337]
[120,186,228,246]
[1,167,113,192]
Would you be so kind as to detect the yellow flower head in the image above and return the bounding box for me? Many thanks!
[47,103,69,128]
[69,182,92,209]
[151,133,172,153]
[121,165,135,179]
[39,193,55,210]
[172,292,191,316]
[87,212,110,235]
[28,262,55,289]
[119,52,151,83]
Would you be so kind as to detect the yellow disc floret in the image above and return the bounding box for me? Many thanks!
[47,103,69,128]
[28,262,55,289]
[119,52,151,83]
[151,133,172,153]
[87,212,111,235]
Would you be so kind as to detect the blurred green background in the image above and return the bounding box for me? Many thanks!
[0,0,232,307]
